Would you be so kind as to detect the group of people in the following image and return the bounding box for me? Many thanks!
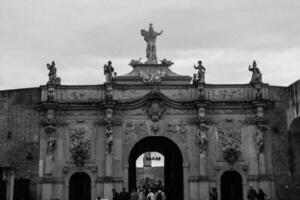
[107,187,166,200]
[247,186,268,200]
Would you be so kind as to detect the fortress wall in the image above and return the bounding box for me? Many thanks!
[0,88,41,199]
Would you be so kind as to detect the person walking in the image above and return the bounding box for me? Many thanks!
[129,188,138,200]
[156,189,166,200]
[146,188,156,200]
[257,189,268,200]
[247,186,257,200]
[120,187,130,200]
[112,188,120,200]
[138,187,146,200]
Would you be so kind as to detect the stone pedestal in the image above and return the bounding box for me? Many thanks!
[44,155,54,175]
[103,183,113,199]
[199,153,207,176]
[105,154,113,177]
[258,153,266,174]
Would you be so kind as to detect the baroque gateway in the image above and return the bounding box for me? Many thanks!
[0,24,300,200]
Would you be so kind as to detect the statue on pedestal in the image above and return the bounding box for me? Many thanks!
[47,61,61,85]
[141,24,163,64]
[104,61,114,83]
[194,60,206,84]
[249,60,262,84]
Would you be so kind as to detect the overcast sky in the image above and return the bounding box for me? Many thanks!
[0,0,300,90]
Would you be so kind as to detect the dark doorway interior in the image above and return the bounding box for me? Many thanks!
[129,136,183,200]
[0,168,7,200]
[69,172,91,200]
[13,178,30,200]
[221,171,243,200]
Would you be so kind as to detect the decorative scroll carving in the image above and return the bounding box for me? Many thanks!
[139,70,166,84]
[129,58,143,66]
[40,118,67,134]
[160,58,174,66]
[69,126,91,167]
[47,61,61,85]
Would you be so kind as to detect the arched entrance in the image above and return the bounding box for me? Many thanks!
[221,171,243,200]
[0,168,6,200]
[129,136,183,200]
[69,172,91,200]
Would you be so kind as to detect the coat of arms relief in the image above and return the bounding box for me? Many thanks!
[68,124,92,167]
[217,119,242,164]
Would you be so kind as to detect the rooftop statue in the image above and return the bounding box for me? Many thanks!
[47,61,61,85]
[249,60,262,84]
[141,24,163,64]
[103,61,115,83]
[194,60,206,84]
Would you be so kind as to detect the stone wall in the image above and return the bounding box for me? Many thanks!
[0,88,41,200]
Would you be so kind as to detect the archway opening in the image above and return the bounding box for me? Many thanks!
[0,168,7,200]
[129,136,183,200]
[69,172,91,200]
[136,152,165,189]
[13,178,30,200]
[221,170,243,200]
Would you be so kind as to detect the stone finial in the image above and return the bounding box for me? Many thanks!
[249,60,262,84]
[47,61,61,85]
[141,24,163,64]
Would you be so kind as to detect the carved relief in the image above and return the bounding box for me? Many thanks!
[69,125,91,167]
[197,123,208,154]
[254,125,267,154]
[129,58,143,66]
[124,121,147,137]
[105,108,114,154]
[115,108,146,116]
[145,121,165,136]
[165,107,197,115]
[146,100,165,122]
[165,121,188,135]
[60,90,100,101]
[210,88,249,101]
[105,124,113,153]
[217,119,242,163]
[139,70,167,84]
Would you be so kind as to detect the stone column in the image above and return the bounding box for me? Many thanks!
[123,164,129,190]
[183,162,190,200]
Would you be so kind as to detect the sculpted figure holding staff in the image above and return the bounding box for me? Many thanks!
[141,24,163,64]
